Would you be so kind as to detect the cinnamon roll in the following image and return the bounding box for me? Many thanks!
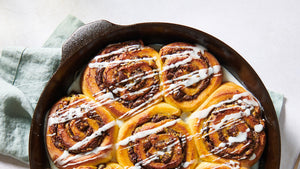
[158,42,222,112]
[116,103,198,169]
[46,94,118,169]
[75,166,97,169]
[75,163,123,169]
[195,162,248,169]
[102,163,124,169]
[82,40,162,119]
[188,82,265,168]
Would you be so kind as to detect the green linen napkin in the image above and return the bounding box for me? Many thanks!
[0,15,84,163]
[251,89,284,169]
[269,90,284,117]
[0,15,284,168]
[0,48,61,108]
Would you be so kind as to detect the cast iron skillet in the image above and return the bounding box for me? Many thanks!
[29,20,280,169]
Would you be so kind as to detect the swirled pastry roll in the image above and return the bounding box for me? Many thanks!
[75,163,123,169]
[195,162,248,169]
[75,166,98,169]
[102,163,124,169]
[82,40,162,119]
[188,82,266,168]
[158,42,222,112]
[46,94,118,169]
[116,103,198,169]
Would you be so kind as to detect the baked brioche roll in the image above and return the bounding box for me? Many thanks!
[82,40,162,119]
[75,163,123,169]
[195,162,248,169]
[158,42,222,112]
[75,166,98,169]
[188,82,265,168]
[117,103,198,169]
[46,94,118,169]
[102,163,124,169]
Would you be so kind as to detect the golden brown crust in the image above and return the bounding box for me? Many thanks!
[75,163,124,169]
[117,103,198,169]
[158,42,222,112]
[195,162,249,169]
[75,166,98,169]
[47,40,266,169]
[82,41,162,119]
[46,94,118,169]
[188,82,265,168]
[104,163,124,169]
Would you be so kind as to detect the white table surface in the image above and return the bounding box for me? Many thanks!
[0,0,299,169]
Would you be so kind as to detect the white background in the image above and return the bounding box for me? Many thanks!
[0,0,299,168]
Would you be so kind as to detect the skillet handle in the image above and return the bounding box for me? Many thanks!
[61,20,121,63]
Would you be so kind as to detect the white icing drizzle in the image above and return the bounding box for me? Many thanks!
[46,133,56,137]
[48,43,265,169]
[118,91,162,119]
[47,96,118,168]
[161,45,206,59]
[117,119,179,146]
[254,124,264,133]
[86,44,163,120]
[163,135,187,153]
[92,44,141,61]
[120,87,152,98]
[163,65,221,88]
[93,91,115,107]
[188,90,263,163]
[48,101,96,126]
[208,111,244,132]
[161,65,221,101]
[223,160,241,169]
[89,57,155,69]
[112,70,160,94]
[125,137,193,169]
[68,121,116,151]
[161,44,221,92]
[119,121,193,169]
[228,128,250,145]
[199,106,254,138]
[162,57,193,71]
[127,154,159,169]
[181,160,195,168]
[249,153,256,161]
[189,92,256,120]
[94,90,114,100]
[86,43,221,121]
[116,119,124,127]
[55,145,112,167]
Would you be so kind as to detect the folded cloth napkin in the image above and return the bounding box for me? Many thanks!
[0,15,84,163]
[0,15,284,167]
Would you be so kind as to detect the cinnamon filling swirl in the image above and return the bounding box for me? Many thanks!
[189,82,266,167]
[95,58,160,109]
[82,40,162,119]
[49,110,107,154]
[158,42,222,112]
[46,94,117,168]
[202,102,264,160]
[127,117,188,169]
[164,56,211,102]
[117,103,197,169]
